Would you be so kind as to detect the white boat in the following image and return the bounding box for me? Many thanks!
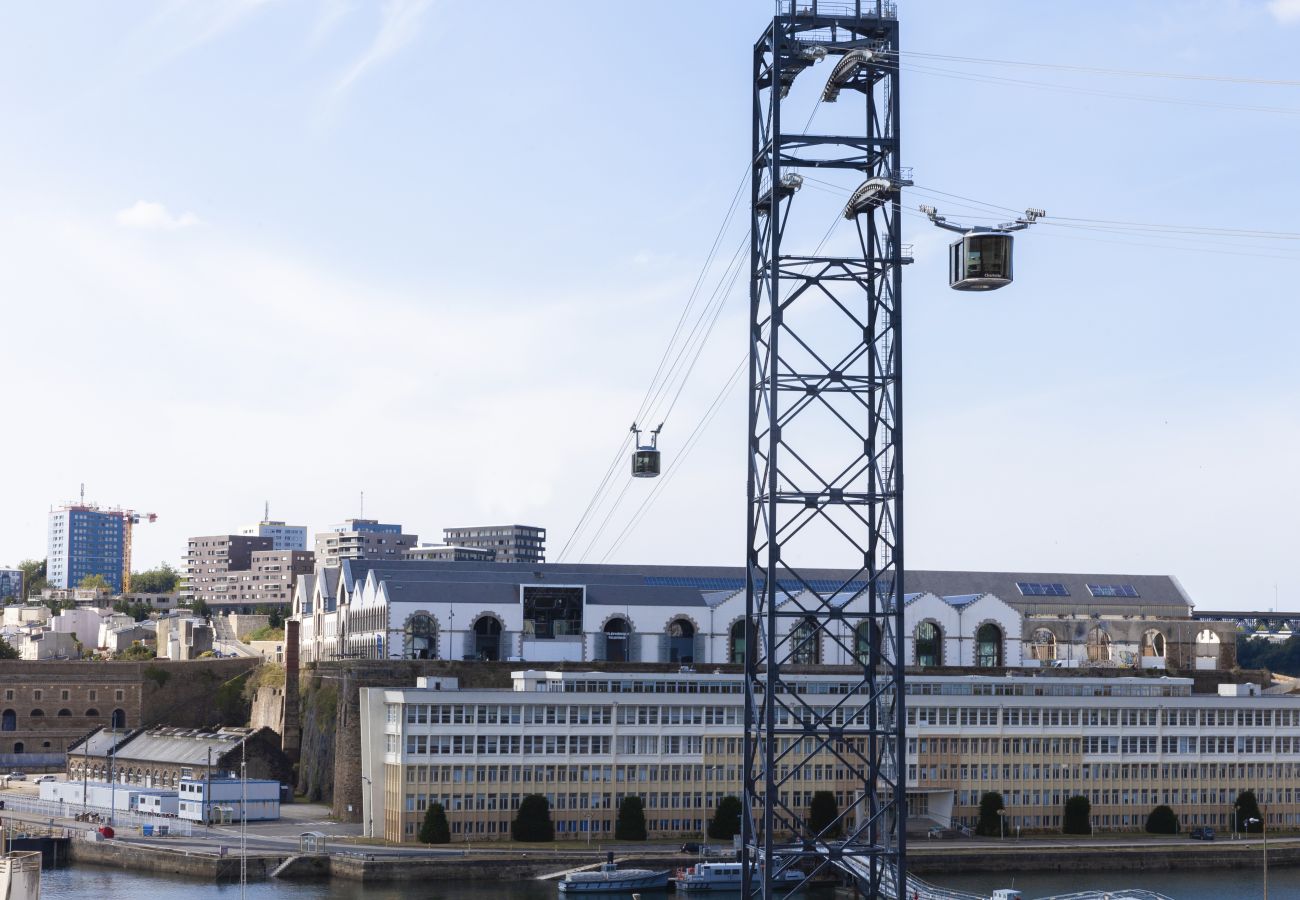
[557,853,671,894]
[674,859,802,892]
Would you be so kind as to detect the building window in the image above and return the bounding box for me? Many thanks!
[1030,628,1057,662]
[790,616,820,665]
[729,620,753,665]
[0,710,14,732]
[1086,627,1111,663]
[601,618,631,663]
[666,618,696,665]
[975,623,1003,668]
[915,621,943,667]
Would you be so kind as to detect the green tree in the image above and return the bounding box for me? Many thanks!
[1063,795,1092,835]
[808,791,842,838]
[512,794,554,842]
[254,605,286,628]
[129,563,180,594]
[419,803,451,844]
[188,598,211,618]
[707,795,743,840]
[1145,805,1179,835]
[113,600,153,622]
[78,574,113,592]
[0,637,19,660]
[615,795,647,841]
[16,559,47,600]
[114,642,156,661]
[975,792,1005,837]
[1235,790,1263,833]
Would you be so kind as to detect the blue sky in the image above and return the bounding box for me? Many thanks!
[1,1,1297,611]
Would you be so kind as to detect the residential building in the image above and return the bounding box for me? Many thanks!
[240,520,308,552]
[442,525,545,564]
[404,544,496,562]
[184,534,273,605]
[360,667,1300,844]
[314,519,417,569]
[17,631,79,661]
[0,570,22,602]
[220,549,315,611]
[47,504,125,592]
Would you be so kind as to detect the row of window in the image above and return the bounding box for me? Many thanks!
[1,709,125,729]
[909,706,1300,728]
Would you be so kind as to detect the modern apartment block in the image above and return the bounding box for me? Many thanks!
[404,545,496,562]
[221,550,315,610]
[47,504,126,593]
[0,569,22,601]
[239,520,308,551]
[441,525,545,564]
[314,519,417,568]
[183,535,272,607]
[361,668,1300,844]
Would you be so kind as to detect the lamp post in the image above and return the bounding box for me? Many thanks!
[997,808,1006,841]
[1245,816,1268,899]
[360,775,373,839]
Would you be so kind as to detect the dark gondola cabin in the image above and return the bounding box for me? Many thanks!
[949,232,1015,291]
[631,446,661,478]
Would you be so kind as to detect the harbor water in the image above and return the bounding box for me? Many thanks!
[33,864,1300,900]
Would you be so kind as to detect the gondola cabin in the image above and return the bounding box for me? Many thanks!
[631,446,661,478]
[948,232,1015,291]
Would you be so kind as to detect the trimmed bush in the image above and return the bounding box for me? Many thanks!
[809,791,842,838]
[1063,795,1092,835]
[615,795,647,841]
[1145,805,1179,834]
[975,792,1005,837]
[708,795,743,840]
[512,794,554,842]
[420,803,450,844]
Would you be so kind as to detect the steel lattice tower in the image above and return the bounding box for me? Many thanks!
[744,1,908,896]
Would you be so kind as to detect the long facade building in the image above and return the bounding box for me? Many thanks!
[361,669,1300,844]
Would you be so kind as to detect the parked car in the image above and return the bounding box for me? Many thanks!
[1190,827,1215,841]
[34,775,57,784]
[679,842,701,854]
[6,771,25,780]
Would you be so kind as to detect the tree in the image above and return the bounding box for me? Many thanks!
[16,559,47,600]
[708,795,743,840]
[1145,805,1179,835]
[1235,790,1263,833]
[615,795,647,841]
[113,599,153,622]
[78,574,112,592]
[114,642,156,661]
[0,637,19,660]
[130,563,179,594]
[975,791,1005,837]
[254,604,286,628]
[419,803,451,844]
[512,794,554,842]
[809,791,842,838]
[1063,795,1092,835]
[188,598,211,618]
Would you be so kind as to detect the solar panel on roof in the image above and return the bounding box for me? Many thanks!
[1087,583,1140,598]
[1016,582,1070,597]
[643,576,883,594]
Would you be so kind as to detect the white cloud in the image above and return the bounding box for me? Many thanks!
[115,201,200,230]
[333,0,434,96]
[1268,0,1300,23]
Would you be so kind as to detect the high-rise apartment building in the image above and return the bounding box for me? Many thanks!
[183,534,272,607]
[47,505,126,593]
[221,549,315,609]
[442,525,545,564]
[239,520,308,551]
[314,519,417,568]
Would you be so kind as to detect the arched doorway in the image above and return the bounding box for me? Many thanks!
[12,742,22,754]
[1086,627,1111,663]
[0,710,14,732]
[1030,628,1057,662]
[975,623,1003,668]
[1141,629,1166,659]
[666,618,695,664]
[473,617,503,661]
[602,618,631,662]
[729,620,755,665]
[404,613,438,659]
[915,621,943,667]
[111,709,126,729]
[791,616,820,665]
[854,620,879,665]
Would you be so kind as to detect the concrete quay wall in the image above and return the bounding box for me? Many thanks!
[908,841,1300,875]
[67,838,287,882]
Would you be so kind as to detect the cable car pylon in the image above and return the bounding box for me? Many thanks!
[920,204,1046,291]
[630,422,663,478]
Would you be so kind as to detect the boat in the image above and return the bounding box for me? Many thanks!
[557,852,671,894]
[674,858,802,892]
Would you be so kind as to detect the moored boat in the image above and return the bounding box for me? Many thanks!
[674,858,802,892]
[557,852,671,894]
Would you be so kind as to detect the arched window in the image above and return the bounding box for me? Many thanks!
[1086,627,1111,662]
[666,618,696,664]
[0,710,14,732]
[12,742,23,754]
[1030,628,1057,662]
[791,616,820,665]
[854,620,879,665]
[729,620,754,665]
[602,618,630,663]
[29,709,44,717]
[404,613,437,660]
[111,709,126,729]
[1141,630,1166,658]
[472,617,503,661]
[57,709,72,717]
[915,621,943,667]
[85,708,100,718]
[975,623,1003,668]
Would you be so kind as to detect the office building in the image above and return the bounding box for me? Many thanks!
[442,525,545,564]
[47,504,126,593]
[314,519,417,568]
[240,520,308,551]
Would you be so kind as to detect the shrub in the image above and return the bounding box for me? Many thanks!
[419,803,451,844]
[512,794,554,842]
[708,795,743,840]
[615,795,647,841]
[1145,805,1179,834]
[975,792,1005,837]
[1063,795,1092,835]
[1235,790,1263,833]
[809,791,842,838]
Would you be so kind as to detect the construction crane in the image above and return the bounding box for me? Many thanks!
[120,510,158,593]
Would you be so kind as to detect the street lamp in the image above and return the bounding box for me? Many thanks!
[360,775,373,839]
[1245,816,1268,899]
[997,808,1006,841]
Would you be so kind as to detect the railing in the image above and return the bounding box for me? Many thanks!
[0,794,193,836]
[778,0,898,19]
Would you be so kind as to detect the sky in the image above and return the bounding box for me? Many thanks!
[1,1,1297,612]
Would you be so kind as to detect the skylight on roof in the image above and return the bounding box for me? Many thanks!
[1087,584,1140,598]
[1016,582,1070,597]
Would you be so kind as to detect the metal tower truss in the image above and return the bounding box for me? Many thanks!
[744,1,908,897]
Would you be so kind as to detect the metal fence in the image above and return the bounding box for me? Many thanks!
[0,794,193,837]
